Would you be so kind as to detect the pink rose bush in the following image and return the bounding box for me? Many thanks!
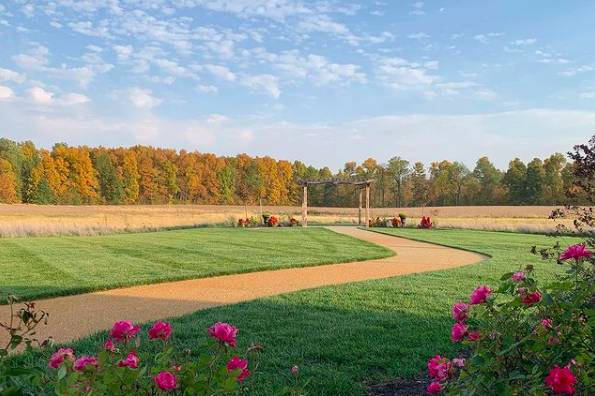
[425,241,593,395]
[46,320,259,395]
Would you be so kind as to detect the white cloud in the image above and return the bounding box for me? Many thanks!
[410,1,425,16]
[206,114,230,124]
[473,32,503,44]
[376,57,437,91]
[197,84,218,93]
[204,64,236,81]
[0,68,25,83]
[271,51,366,85]
[28,86,54,104]
[580,91,595,99]
[408,32,430,40]
[12,45,49,69]
[510,38,536,46]
[0,85,14,100]
[241,74,281,98]
[127,87,162,109]
[60,93,90,106]
[113,45,133,61]
[559,64,595,76]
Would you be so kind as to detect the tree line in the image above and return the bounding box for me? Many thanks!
[0,137,591,207]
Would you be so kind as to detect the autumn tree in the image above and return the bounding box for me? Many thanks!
[473,156,503,205]
[503,158,527,204]
[0,159,19,203]
[387,156,410,207]
[525,158,545,204]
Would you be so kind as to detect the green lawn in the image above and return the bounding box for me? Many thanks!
[0,227,392,301]
[13,228,584,395]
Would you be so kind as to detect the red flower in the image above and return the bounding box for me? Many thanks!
[74,355,98,371]
[426,381,442,394]
[451,302,469,322]
[545,366,576,395]
[469,285,491,305]
[208,322,238,347]
[451,322,468,342]
[560,244,592,261]
[467,330,481,342]
[226,356,250,381]
[109,321,140,342]
[427,355,451,381]
[520,289,542,305]
[148,321,172,341]
[118,351,140,369]
[154,371,177,391]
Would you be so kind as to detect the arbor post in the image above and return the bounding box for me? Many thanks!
[302,184,308,227]
[365,183,370,228]
[358,189,363,225]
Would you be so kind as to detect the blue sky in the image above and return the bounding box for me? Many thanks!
[0,0,594,170]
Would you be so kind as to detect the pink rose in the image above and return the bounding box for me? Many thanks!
[511,272,525,282]
[452,358,465,368]
[104,338,116,352]
[154,371,177,391]
[451,303,469,322]
[451,322,468,342]
[118,351,140,369]
[226,356,250,381]
[467,330,481,342]
[548,336,561,346]
[109,321,141,342]
[208,322,238,347]
[520,290,542,305]
[426,381,442,394]
[541,318,553,329]
[74,355,98,371]
[469,285,491,305]
[148,321,172,341]
[291,365,299,376]
[545,366,576,395]
[48,348,75,369]
[427,355,451,380]
[560,244,592,261]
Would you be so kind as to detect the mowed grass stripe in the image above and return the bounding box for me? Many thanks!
[0,227,393,301]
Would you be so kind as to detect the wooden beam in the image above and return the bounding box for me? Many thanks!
[302,185,308,227]
[365,183,370,228]
[358,189,362,225]
[298,178,375,186]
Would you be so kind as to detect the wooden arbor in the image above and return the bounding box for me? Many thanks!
[298,179,375,227]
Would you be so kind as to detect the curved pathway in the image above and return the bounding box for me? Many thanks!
[1,227,486,345]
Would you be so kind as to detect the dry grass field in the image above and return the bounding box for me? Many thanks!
[0,204,582,237]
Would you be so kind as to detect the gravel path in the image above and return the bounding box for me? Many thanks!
[1,227,486,345]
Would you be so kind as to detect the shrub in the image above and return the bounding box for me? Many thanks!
[391,217,401,228]
[419,216,433,229]
[425,242,594,395]
[0,296,49,394]
[48,320,260,395]
[267,215,279,227]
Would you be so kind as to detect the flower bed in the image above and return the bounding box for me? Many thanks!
[425,242,593,395]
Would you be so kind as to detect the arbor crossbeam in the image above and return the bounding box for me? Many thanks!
[298,179,375,228]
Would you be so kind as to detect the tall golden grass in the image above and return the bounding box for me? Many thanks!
[0,204,584,237]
